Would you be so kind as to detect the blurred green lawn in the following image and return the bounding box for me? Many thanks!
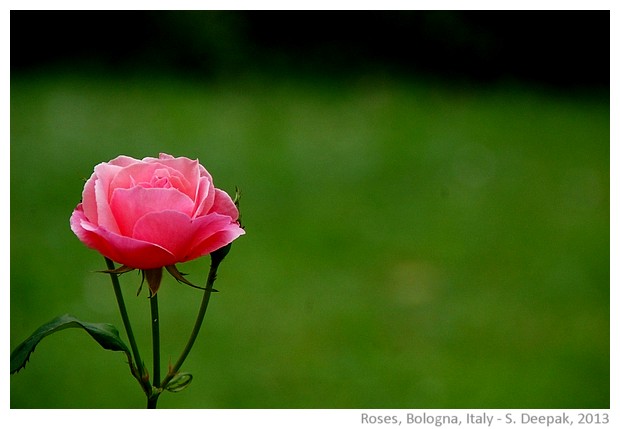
[10,72,609,408]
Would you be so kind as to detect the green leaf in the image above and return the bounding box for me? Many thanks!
[165,372,193,393]
[10,314,133,375]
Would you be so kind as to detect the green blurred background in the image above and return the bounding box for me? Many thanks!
[10,11,609,408]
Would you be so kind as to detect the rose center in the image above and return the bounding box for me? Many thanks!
[150,168,173,189]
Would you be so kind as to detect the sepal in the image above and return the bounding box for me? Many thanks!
[143,268,163,296]
[98,265,136,275]
[234,186,244,230]
[165,265,200,288]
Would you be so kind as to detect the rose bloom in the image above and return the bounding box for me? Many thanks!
[70,153,244,271]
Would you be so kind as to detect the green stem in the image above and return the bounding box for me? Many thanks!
[150,293,161,388]
[147,393,160,409]
[160,260,220,390]
[104,257,151,395]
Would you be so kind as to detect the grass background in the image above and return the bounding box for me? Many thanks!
[10,71,609,408]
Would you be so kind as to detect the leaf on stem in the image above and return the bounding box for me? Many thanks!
[10,314,134,375]
[165,372,193,393]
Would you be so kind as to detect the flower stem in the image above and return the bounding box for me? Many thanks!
[147,393,159,409]
[104,257,151,395]
[160,258,221,390]
[150,293,161,388]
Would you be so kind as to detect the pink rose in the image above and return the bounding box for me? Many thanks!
[70,153,245,271]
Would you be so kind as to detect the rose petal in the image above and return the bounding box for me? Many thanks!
[185,219,245,261]
[192,176,215,218]
[110,160,194,197]
[92,162,126,233]
[131,210,196,258]
[146,154,202,196]
[107,155,141,168]
[109,162,159,190]
[110,186,194,237]
[71,206,176,269]
[209,188,239,220]
[132,211,243,263]
[153,154,200,182]
[81,172,98,223]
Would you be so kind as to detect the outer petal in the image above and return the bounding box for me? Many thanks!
[81,156,139,230]
[81,172,98,223]
[209,188,240,220]
[184,214,245,261]
[70,205,176,269]
[132,211,244,263]
[92,162,126,233]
